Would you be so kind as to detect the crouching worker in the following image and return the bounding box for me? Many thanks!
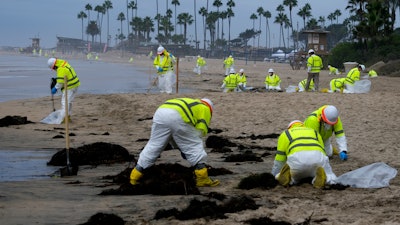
[271,120,337,188]
[130,98,220,187]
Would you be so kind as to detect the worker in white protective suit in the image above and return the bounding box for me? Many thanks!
[153,46,175,94]
[130,98,220,187]
[304,105,349,160]
[271,120,337,188]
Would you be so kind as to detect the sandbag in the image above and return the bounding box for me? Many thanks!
[335,162,397,188]
[40,109,65,124]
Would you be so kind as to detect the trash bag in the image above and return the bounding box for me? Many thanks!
[40,109,65,124]
[335,162,397,188]
[353,79,371,93]
[285,85,297,93]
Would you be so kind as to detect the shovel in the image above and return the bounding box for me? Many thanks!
[59,75,78,177]
[50,78,56,112]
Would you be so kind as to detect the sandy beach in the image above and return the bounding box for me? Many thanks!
[0,50,399,225]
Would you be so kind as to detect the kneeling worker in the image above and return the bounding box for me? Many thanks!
[271,120,337,188]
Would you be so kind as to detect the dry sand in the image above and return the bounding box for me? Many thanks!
[1,51,400,225]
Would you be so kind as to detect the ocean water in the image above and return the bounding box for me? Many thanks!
[0,54,189,181]
[0,54,190,103]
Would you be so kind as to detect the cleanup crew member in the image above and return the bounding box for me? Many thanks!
[306,49,323,91]
[328,65,341,75]
[271,120,337,188]
[343,64,365,93]
[130,98,220,187]
[298,78,315,92]
[195,55,206,76]
[221,68,239,92]
[328,77,346,93]
[237,68,247,91]
[265,68,281,91]
[47,57,81,122]
[223,55,235,75]
[304,105,348,160]
[154,46,175,94]
[368,69,378,78]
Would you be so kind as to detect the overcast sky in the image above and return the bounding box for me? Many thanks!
[0,0,351,49]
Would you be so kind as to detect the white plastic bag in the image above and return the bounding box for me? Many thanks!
[335,162,397,188]
[285,85,297,93]
[353,79,371,93]
[40,109,65,124]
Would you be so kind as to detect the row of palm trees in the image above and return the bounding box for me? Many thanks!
[77,0,400,51]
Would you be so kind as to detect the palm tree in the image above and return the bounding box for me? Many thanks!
[250,13,257,47]
[275,12,288,49]
[193,0,198,49]
[219,11,228,40]
[263,10,271,48]
[334,9,342,24]
[77,11,87,40]
[143,16,154,42]
[256,7,264,49]
[177,12,194,44]
[297,3,311,29]
[199,6,208,49]
[94,5,105,44]
[117,12,126,37]
[87,21,100,44]
[213,0,223,40]
[206,11,219,47]
[327,13,335,25]
[171,0,180,35]
[226,0,235,50]
[103,0,113,47]
[283,0,298,49]
[318,16,326,28]
[85,4,92,24]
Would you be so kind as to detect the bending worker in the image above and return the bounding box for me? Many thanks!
[47,57,81,122]
[154,46,175,94]
[271,120,337,188]
[343,64,365,93]
[328,65,341,75]
[298,78,315,92]
[304,105,349,160]
[130,98,220,187]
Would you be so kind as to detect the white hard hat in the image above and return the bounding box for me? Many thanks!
[328,65,331,68]
[268,68,274,73]
[308,49,315,54]
[157,46,165,55]
[359,64,366,71]
[201,98,213,113]
[239,69,244,73]
[230,68,236,74]
[197,55,201,58]
[229,55,232,57]
[321,105,339,125]
[47,58,56,69]
[287,120,303,129]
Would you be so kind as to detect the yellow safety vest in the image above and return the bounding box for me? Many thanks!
[153,51,173,75]
[159,98,212,136]
[275,126,325,162]
[345,67,360,85]
[223,73,239,88]
[54,59,80,90]
[265,74,281,86]
[300,78,314,89]
[307,54,323,73]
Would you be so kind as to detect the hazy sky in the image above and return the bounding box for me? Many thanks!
[0,0,351,49]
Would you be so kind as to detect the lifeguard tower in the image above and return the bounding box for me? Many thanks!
[291,29,330,70]
[30,37,40,51]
